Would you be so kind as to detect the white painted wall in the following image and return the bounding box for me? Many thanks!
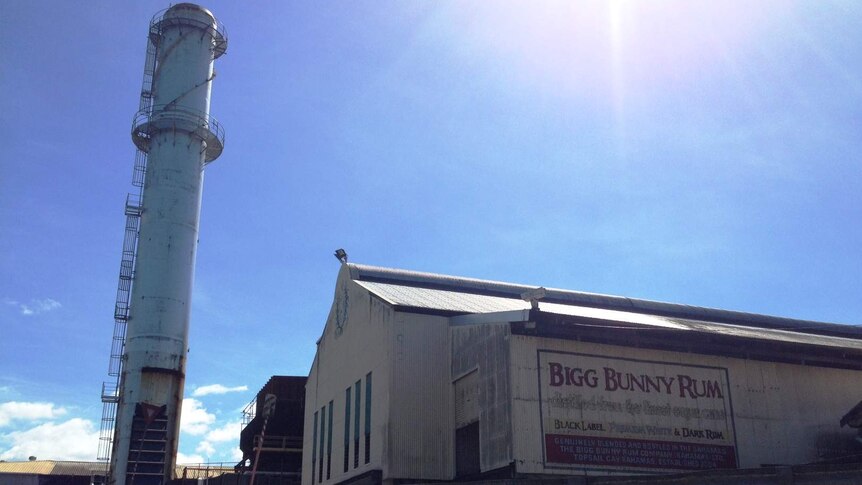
[302,266,393,485]
[303,267,456,484]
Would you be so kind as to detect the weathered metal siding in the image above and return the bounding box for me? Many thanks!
[508,334,862,476]
[451,322,514,473]
[387,311,454,480]
[454,369,479,427]
[302,265,394,485]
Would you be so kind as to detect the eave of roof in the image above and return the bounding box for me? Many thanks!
[522,309,862,370]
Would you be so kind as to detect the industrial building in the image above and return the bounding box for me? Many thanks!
[302,262,862,484]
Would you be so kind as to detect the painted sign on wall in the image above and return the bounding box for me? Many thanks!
[537,350,737,472]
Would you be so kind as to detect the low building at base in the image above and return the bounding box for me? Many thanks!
[0,461,232,485]
[0,461,106,485]
[302,263,862,485]
[238,375,307,484]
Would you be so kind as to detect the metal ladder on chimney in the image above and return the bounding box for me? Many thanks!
[97,30,159,468]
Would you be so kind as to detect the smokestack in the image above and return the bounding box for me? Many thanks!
[99,4,227,485]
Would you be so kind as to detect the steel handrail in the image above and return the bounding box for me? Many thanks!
[131,105,225,162]
[149,6,228,59]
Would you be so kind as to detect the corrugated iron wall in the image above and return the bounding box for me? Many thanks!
[387,311,453,480]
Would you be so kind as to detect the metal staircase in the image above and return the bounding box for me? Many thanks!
[125,404,169,485]
[97,31,159,467]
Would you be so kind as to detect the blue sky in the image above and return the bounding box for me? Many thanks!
[1,0,860,463]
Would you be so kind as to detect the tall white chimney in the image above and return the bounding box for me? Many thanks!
[98,5,227,484]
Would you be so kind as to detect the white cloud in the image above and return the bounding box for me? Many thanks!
[2,297,61,316]
[0,402,67,427]
[178,400,245,463]
[192,384,248,397]
[205,420,241,443]
[180,399,215,436]
[176,451,205,464]
[190,420,242,461]
[0,418,99,460]
[195,440,216,457]
[230,447,243,461]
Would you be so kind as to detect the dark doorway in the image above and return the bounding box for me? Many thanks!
[455,421,480,477]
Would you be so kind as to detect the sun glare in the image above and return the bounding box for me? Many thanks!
[449,0,792,104]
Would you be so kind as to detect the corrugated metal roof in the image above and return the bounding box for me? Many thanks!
[539,302,862,350]
[0,461,232,478]
[0,461,104,476]
[347,263,862,347]
[355,280,529,314]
